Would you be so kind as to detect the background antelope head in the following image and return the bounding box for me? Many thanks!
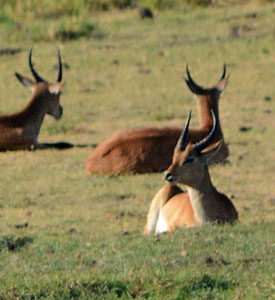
[15,48,63,120]
[164,110,221,187]
[185,65,229,130]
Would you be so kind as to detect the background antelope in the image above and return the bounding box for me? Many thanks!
[144,111,238,234]
[86,65,229,175]
[0,48,63,151]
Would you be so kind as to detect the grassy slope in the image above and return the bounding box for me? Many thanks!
[0,3,275,299]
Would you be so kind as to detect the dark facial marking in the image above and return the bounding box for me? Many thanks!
[183,157,194,164]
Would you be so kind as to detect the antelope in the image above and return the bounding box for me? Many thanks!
[86,65,229,175]
[0,48,63,151]
[144,111,238,234]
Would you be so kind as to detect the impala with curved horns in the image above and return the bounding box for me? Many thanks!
[144,111,238,234]
[86,65,229,175]
[0,48,63,151]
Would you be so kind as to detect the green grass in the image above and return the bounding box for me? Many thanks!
[0,2,275,299]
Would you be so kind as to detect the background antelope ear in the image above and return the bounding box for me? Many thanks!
[215,75,229,92]
[201,140,224,164]
[15,72,35,90]
[49,82,62,94]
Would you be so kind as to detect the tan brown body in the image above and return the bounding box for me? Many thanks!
[144,181,238,234]
[0,48,63,151]
[86,66,229,175]
[144,112,238,234]
[86,126,227,175]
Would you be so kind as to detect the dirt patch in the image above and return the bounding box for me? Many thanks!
[0,47,23,56]
[0,235,33,251]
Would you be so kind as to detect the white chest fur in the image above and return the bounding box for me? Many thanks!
[156,211,168,233]
[188,187,209,225]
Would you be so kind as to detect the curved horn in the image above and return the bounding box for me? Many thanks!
[56,48,62,83]
[215,64,229,92]
[184,65,208,95]
[219,64,226,81]
[177,111,192,151]
[28,48,45,82]
[193,110,217,153]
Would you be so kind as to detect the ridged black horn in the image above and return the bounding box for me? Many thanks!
[185,65,208,95]
[56,49,62,83]
[219,64,226,81]
[29,48,45,83]
[193,110,217,153]
[177,111,192,151]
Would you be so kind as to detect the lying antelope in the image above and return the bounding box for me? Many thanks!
[0,48,63,151]
[144,111,238,234]
[86,65,229,174]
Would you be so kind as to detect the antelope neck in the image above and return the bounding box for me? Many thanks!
[186,167,217,225]
[197,97,220,130]
[20,92,48,131]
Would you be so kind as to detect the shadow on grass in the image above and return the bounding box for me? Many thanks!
[0,142,97,152]
[0,236,34,252]
[0,47,23,56]
[38,142,98,150]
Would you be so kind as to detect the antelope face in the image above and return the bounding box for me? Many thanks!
[164,109,218,187]
[47,83,63,120]
[15,48,64,121]
[164,144,204,186]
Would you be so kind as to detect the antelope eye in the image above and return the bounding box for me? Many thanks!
[184,157,194,164]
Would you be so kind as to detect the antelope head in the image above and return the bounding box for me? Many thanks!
[164,110,221,187]
[185,65,229,129]
[15,48,63,120]
[185,64,229,104]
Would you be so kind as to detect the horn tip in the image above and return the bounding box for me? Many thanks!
[221,63,226,79]
[56,48,63,83]
[210,108,215,119]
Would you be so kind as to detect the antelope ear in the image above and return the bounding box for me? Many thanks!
[49,82,62,94]
[201,140,224,164]
[15,72,35,89]
[215,75,229,93]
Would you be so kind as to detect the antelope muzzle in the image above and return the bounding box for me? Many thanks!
[164,172,178,184]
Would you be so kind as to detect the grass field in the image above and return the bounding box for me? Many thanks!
[0,2,275,299]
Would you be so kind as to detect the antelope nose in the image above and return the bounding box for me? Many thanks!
[164,172,173,182]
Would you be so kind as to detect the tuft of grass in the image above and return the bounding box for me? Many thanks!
[175,274,236,299]
[53,23,96,42]
[1,17,100,43]
[0,0,274,22]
